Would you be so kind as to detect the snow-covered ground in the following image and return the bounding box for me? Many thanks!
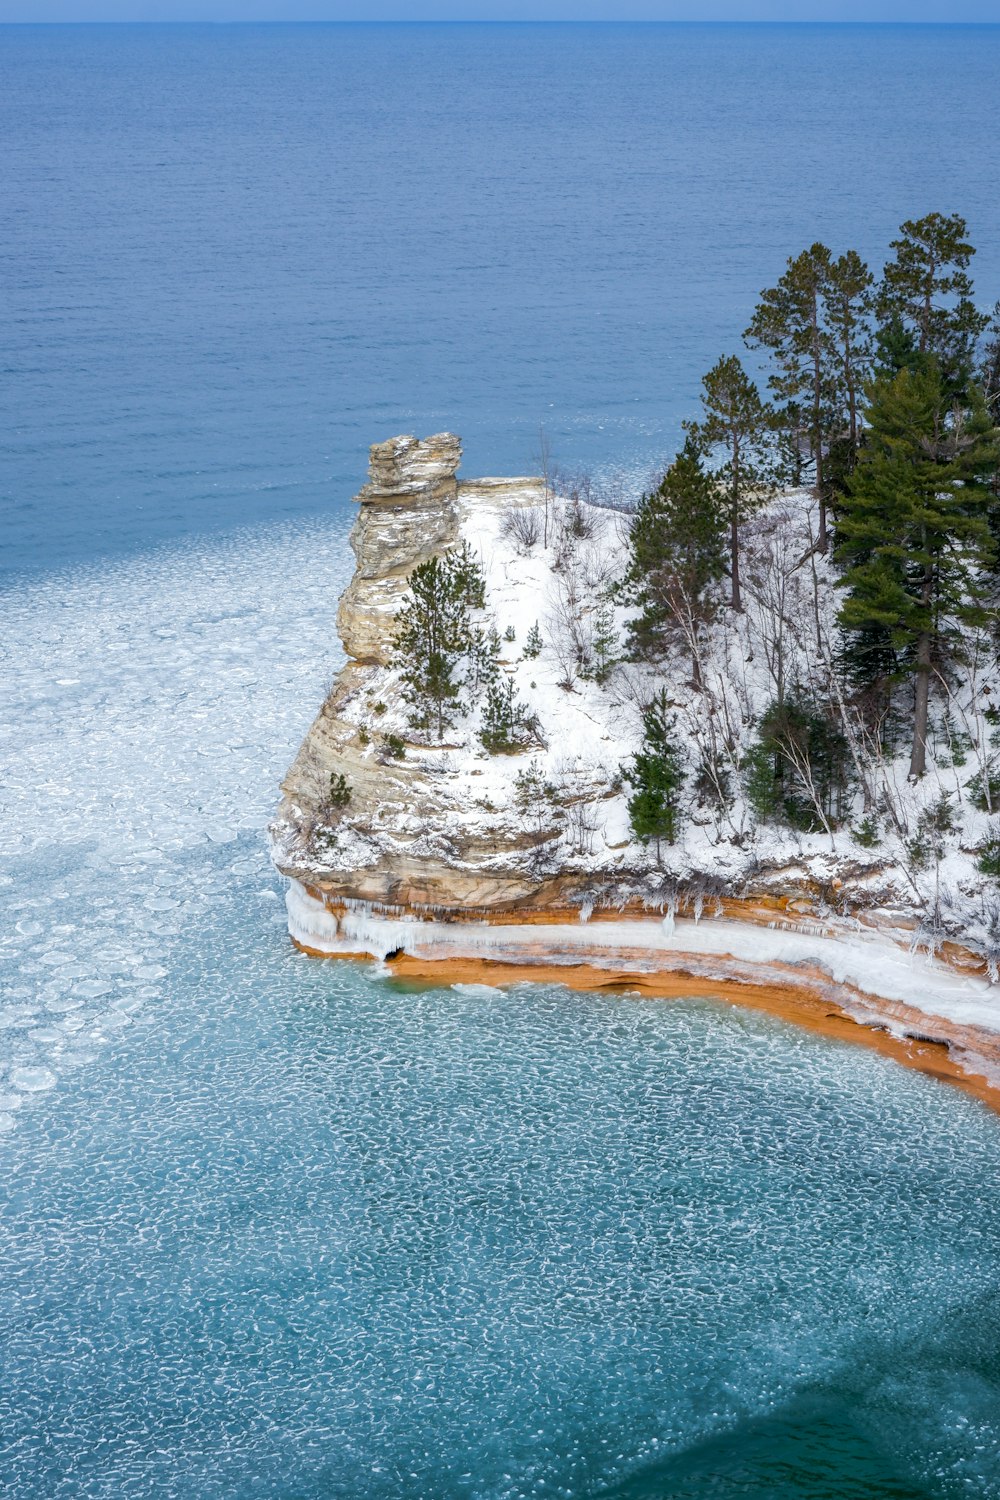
[291,481,1000,976]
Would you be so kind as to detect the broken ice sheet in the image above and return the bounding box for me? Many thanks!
[0,516,353,1129]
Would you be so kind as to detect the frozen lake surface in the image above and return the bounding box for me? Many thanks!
[5,23,1000,1492]
[3,522,1000,1497]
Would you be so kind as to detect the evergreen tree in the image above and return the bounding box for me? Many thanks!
[626,436,725,669]
[448,539,487,608]
[823,248,875,461]
[468,624,501,694]
[981,303,1000,507]
[684,356,776,611]
[874,314,924,381]
[877,212,988,392]
[837,362,998,778]
[745,694,850,834]
[625,691,685,857]
[591,597,618,684]
[480,677,533,753]
[523,621,543,659]
[981,302,1000,428]
[745,243,837,546]
[327,772,352,809]
[394,551,477,741]
[772,399,810,487]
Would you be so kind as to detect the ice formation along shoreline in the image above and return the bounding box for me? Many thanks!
[285,880,1000,1110]
[273,433,1000,1108]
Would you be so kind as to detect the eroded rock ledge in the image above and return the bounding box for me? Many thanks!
[271,433,1000,1101]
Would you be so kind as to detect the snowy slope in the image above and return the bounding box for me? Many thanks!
[275,476,1000,986]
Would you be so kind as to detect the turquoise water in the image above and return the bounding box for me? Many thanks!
[2,518,1000,1498]
[5,23,1000,1497]
[5,852,1000,1497]
[3,23,1000,573]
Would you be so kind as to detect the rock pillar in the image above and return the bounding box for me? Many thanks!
[335,432,462,665]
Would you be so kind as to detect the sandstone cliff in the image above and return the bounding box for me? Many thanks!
[273,433,566,908]
[272,432,904,918]
[272,433,1000,965]
[269,434,1000,1098]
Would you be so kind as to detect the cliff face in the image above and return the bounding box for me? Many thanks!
[270,431,915,918]
[336,433,462,666]
[270,438,1000,1098]
[273,433,558,908]
[271,432,1000,963]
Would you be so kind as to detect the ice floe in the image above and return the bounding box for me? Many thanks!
[0,516,354,1132]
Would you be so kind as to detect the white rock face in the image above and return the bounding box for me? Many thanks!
[336,433,463,665]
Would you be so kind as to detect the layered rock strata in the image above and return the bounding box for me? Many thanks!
[275,432,551,906]
[336,432,463,666]
[271,433,1000,1103]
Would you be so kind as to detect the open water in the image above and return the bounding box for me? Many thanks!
[3,23,1000,573]
[4,22,1000,1500]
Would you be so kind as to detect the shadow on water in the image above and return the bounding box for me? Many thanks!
[600,1393,928,1499]
[602,1289,1000,1500]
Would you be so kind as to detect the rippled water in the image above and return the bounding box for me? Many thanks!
[3,23,1000,573]
[5,24,1000,1494]
[3,523,1000,1498]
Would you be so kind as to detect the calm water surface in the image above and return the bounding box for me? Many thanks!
[3,24,1000,1500]
[2,23,1000,572]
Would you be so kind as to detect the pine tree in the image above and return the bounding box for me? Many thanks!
[981,302,1000,509]
[877,212,988,392]
[625,691,685,857]
[823,248,875,462]
[394,551,477,741]
[468,624,501,694]
[327,772,352,809]
[448,539,487,608]
[684,357,776,611]
[626,436,725,670]
[745,243,837,546]
[874,314,924,381]
[981,302,1000,428]
[837,362,998,778]
[591,597,618,683]
[746,695,849,835]
[480,677,533,753]
[523,621,543,659]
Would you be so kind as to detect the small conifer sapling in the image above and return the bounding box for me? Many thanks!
[625,691,685,858]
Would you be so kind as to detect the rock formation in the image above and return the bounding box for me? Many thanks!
[269,434,1000,1105]
[272,433,551,907]
[336,432,462,666]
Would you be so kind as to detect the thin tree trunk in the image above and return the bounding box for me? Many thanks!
[909,629,932,779]
[730,508,741,611]
[813,370,827,551]
[730,436,742,612]
[816,456,827,550]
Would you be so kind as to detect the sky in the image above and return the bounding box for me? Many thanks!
[3,3,999,21]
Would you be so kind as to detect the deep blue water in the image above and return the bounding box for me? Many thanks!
[3,23,1000,573]
[5,24,1000,1500]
